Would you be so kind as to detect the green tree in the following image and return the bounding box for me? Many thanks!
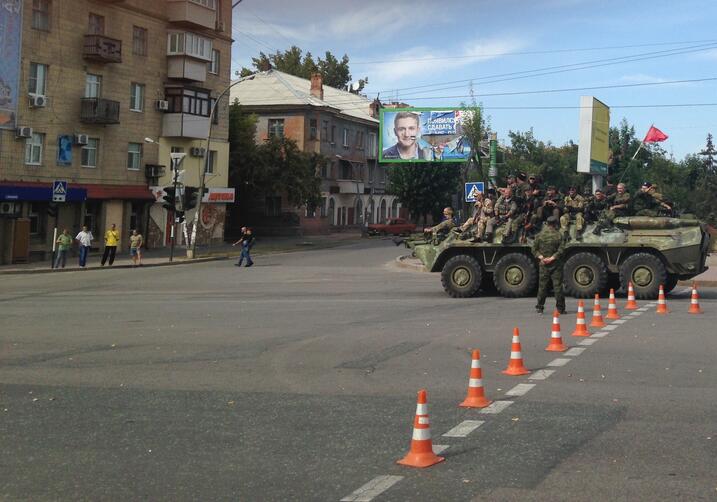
[388,163,462,224]
[240,46,352,89]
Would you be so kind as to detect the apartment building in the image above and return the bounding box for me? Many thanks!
[229,70,401,235]
[0,0,232,264]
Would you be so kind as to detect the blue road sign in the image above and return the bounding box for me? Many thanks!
[52,180,68,202]
[464,182,485,202]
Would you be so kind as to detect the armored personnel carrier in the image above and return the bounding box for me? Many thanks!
[405,216,711,300]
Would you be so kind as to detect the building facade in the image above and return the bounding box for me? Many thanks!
[229,70,401,235]
[0,0,232,264]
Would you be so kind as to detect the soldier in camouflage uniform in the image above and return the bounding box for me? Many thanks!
[632,182,673,217]
[473,198,495,242]
[607,183,631,218]
[585,189,611,235]
[425,207,456,238]
[560,186,586,240]
[494,187,523,243]
[532,185,563,228]
[532,216,566,314]
[459,199,483,238]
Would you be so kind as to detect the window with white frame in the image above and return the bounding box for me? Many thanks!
[127,143,142,170]
[268,119,284,138]
[167,32,212,61]
[25,133,44,165]
[205,150,217,174]
[28,63,47,95]
[81,138,99,167]
[130,83,144,112]
[32,0,50,31]
[190,0,216,8]
[209,49,220,74]
[368,132,377,156]
[85,74,101,98]
[342,128,350,147]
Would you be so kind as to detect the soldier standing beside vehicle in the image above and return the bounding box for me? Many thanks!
[560,186,586,240]
[532,216,566,314]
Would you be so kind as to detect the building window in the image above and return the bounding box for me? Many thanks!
[32,0,50,31]
[369,163,375,183]
[268,119,284,138]
[190,0,216,8]
[320,197,327,217]
[342,128,349,147]
[130,83,145,112]
[321,120,328,142]
[127,143,142,170]
[356,131,364,149]
[133,26,147,56]
[320,161,328,178]
[28,63,47,95]
[29,203,47,235]
[205,150,217,174]
[88,13,105,35]
[265,196,281,217]
[341,161,351,179]
[81,138,99,168]
[330,125,336,144]
[209,49,220,74]
[165,87,211,116]
[305,202,316,218]
[309,119,317,140]
[85,74,101,98]
[25,133,44,165]
[167,32,212,61]
[368,132,377,157]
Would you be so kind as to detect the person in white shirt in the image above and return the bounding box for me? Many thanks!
[75,225,94,267]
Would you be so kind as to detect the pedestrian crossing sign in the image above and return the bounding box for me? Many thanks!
[465,182,485,202]
[52,180,68,202]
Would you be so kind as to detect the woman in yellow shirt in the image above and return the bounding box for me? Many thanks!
[101,223,120,266]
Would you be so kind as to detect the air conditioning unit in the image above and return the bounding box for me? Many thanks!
[190,147,206,157]
[29,94,47,108]
[74,134,89,145]
[15,126,33,138]
[0,202,18,215]
[156,100,169,111]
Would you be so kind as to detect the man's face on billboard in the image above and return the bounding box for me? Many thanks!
[394,116,419,148]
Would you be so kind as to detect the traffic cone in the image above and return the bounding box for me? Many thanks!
[688,283,703,314]
[459,350,492,408]
[656,285,669,314]
[590,293,606,328]
[606,289,620,319]
[397,389,445,468]
[625,282,638,310]
[546,310,568,352]
[502,327,530,376]
[571,299,591,337]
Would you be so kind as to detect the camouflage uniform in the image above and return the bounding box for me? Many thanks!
[585,195,611,234]
[533,192,563,225]
[475,204,495,241]
[560,193,585,237]
[493,195,523,242]
[607,191,631,218]
[633,189,671,217]
[460,203,482,233]
[431,218,456,235]
[532,222,566,313]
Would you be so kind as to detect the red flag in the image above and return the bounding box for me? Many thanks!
[643,126,668,143]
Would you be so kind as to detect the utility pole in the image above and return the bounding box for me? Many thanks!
[169,152,186,262]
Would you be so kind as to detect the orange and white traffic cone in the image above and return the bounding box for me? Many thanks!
[546,310,568,352]
[656,284,669,314]
[502,327,530,376]
[625,282,638,310]
[590,293,606,328]
[459,350,492,408]
[571,299,591,337]
[688,283,703,314]
[397,389,445,468]
[606,289,620,320]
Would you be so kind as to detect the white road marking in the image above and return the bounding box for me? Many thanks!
[529,369,555,380]
[341,475,404,502]
[645,303,656,307]
[637,307,649,312]
[433,444,450,455]
[442,420,485,437]
[612,319,627,324]
[565,347,586,356]
[548,358,571,367]
[506,383,536,396]
[479,400,513,414]
[602,325,618,331]
[579,338,598,346]
[592,332,609,338]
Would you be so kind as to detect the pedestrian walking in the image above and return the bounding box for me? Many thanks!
[232,227,254,267]
[75,225,93,267]
[232,227,247,266]
[532,216,566,314]
[129,229,143,267]
[54,228,72,269]
[101,223,120,266]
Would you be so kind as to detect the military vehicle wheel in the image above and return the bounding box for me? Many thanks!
[664,274,679,294]
[493,253,538,297]
[441,255,483,298]
[564,252,608,298]
[619,253,667,299]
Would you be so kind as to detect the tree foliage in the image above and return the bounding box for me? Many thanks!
[387,163,463,223]
[240,46,352,89]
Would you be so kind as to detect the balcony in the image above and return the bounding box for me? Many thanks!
[167,0,217,30]
[80,98,120,124]
[83,34,122,63]
[167,57,207,82]
[336,180,365,194]
[162,113,209,139]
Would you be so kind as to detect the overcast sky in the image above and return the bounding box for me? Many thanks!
[232,0,717,159]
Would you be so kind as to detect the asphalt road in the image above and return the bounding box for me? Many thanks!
[1,240,715,501]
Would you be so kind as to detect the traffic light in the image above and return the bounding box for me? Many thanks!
[47,203,59,218]
[162,187,176,211]
[184,186,200,211]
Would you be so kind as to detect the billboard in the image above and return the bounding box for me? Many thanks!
[0,0,23,130]
[577,96,610,175]
[379,108,473,163]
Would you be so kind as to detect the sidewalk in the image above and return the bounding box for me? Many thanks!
[0,232,363,275]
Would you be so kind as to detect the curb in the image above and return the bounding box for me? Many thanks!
[394,254,427,272]
[0,256,228,275]
[679,280,717,287]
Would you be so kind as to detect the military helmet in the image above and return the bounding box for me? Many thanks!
[546,216,558,225]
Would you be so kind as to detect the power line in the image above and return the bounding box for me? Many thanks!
[243,8,296,48]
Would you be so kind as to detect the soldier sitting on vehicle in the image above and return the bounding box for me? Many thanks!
[494,187,523,244]
[424,207,456,241]
[560,186,586,241]
[521,175,543,240]
[585,189,612,235]
[459,199,483,239]
[607,182,631,218]
[531,185,563,230]
[632,182,673,217]
[472,198,496,242]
